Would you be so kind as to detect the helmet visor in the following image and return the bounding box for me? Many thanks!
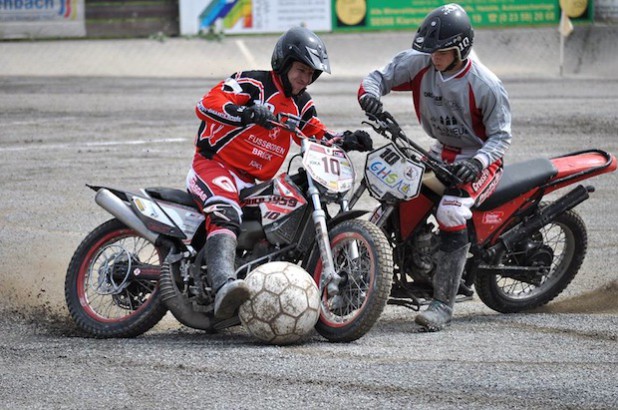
[302,45,331,74]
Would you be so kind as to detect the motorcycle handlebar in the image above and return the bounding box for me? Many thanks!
[363,111,463,187]
[267,112,306,136]
[268,112,347,150]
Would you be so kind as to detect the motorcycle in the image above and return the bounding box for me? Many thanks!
[347,111,616,313]
[65,113,393,343]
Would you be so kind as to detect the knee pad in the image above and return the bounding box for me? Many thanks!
[436,195,475,231]
[204,202,242,237]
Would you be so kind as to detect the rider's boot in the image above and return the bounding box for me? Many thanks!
[415,237,470,332]
[206,232,250,320]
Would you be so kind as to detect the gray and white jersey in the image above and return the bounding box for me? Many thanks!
[360,49,512,167]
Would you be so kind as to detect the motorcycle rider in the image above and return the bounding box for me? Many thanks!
[358,3,512,331]
[187,26,373,320]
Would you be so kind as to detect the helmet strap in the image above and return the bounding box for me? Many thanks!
[443,58,459,73]
[279,68,294,97]
[440,53,465,73]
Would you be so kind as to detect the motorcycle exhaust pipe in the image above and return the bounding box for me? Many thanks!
[485,184,593,262]
[95,188,160,244]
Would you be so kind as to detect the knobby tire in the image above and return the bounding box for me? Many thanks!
[65,218,168,338]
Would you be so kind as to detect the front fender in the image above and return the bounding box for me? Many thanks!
[327,210,369,229]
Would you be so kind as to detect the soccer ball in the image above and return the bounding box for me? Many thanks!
[239,261,320,345]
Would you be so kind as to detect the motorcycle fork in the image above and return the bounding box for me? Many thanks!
[369,203,395,228]
[307,176,343,297]
[347,181,365,210]
[352,181,397,229]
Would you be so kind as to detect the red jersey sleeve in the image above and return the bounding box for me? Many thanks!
[195,73,255,126]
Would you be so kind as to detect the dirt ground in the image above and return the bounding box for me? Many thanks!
[1,28,618,408]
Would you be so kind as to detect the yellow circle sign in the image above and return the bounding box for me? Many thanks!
[336,0,367,26]
[559,0,588,18]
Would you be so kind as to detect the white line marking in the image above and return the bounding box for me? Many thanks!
[235,39,258,68]
[0,138,188,152]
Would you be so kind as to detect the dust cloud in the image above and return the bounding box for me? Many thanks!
[536,280,618,315]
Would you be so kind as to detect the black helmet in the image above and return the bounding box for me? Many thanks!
[412,3,474,60]
[271,26,331,84]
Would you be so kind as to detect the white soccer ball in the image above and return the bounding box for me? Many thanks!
[239,261,320,345]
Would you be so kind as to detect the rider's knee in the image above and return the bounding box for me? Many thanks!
[204,201,242,237]
[436,194,474,231]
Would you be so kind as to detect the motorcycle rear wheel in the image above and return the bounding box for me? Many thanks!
[309,219,393,342]
[65,218,168,337]
[475,208,587,313]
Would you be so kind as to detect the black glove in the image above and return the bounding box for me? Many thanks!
[452,158,484,184]
[241,105,276,129]
[341,130,373,152]
[359,94,383,116]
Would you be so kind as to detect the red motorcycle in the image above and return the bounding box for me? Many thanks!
[348,111,616,313]
[65,113,393,342]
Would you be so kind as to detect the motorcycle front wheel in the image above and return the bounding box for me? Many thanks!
[475,208,587,313]
[65,218,168,337]
[309,219,393,343]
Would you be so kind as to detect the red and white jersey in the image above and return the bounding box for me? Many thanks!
[359,50,512,168]
[194,70,330,182]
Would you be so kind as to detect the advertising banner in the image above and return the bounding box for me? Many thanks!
[595,0,618,22]
[333,0,593,32]
[180,0,331,36]
[0,0,85,39]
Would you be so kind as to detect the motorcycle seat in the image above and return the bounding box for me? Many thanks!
[145,187,198,208]
[476,158,557,211]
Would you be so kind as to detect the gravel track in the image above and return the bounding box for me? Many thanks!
[1,29,617,408]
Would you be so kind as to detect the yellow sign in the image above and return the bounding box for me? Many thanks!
[336,0,367,26]
[559,0,588,18]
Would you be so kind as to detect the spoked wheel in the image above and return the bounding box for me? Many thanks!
[310,219,393,342]
[65,218,168,337]
[475,208,587,313]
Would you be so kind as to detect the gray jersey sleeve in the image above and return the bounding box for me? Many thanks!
[361,50,430,98]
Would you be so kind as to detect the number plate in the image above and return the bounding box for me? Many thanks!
[302,141,355,193]
[364,143,425,201]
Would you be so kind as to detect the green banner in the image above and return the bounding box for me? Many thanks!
[333,0,593,31]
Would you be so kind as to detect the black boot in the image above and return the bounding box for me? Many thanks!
[415,243,470,331]
[206,233,250,320]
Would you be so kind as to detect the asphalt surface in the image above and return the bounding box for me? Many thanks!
[1,28,617,409]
